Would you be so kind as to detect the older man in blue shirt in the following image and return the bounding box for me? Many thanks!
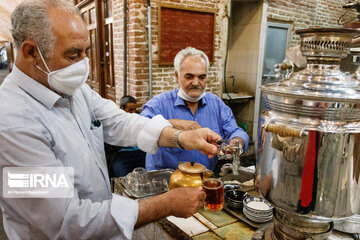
[141,47,249,171]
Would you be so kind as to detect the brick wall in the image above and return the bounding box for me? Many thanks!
[113,0,150,105]
[267,0,352,46]
[112,0,124,104]
[112,0,229,106]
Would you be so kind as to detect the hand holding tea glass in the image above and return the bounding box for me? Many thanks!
[202,178,224,212]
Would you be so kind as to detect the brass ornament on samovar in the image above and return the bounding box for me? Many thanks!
[257,28,360,239]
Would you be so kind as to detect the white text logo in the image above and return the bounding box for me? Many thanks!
[3,167,74,198]
[8,172,69,188]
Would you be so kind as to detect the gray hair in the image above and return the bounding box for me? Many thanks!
[174,47,210,74]
[11,0,80,59]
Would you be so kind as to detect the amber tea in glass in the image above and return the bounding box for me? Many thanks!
[202,178,224,212]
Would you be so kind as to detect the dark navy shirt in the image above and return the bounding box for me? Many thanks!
[141,89,249,171]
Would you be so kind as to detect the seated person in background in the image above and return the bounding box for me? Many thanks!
[141,47,249,171]
[105,95,146,177]
[120,95,137,113]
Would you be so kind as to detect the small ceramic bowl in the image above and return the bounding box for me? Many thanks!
[243,196,273,216]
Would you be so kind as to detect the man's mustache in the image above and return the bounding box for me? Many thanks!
[189,86,203,90]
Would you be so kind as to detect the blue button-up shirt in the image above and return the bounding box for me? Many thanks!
[141,89,249,171]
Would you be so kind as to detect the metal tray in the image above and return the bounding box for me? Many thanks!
[119,169,173,198]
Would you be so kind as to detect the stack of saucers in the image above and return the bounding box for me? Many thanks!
[243,196,273,223]
[225,190,248,209]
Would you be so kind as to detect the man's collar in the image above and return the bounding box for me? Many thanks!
[174,89,207,107]
[11,65,61,109]
[174,89,186,107]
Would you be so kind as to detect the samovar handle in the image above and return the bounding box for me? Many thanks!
[265,123,308,138]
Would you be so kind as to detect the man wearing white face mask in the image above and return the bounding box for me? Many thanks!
[35,44,90,96]
[0,1,222,239]
[141,47,249,171]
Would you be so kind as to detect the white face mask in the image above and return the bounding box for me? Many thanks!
[35,45,89,95]
[177,87,206,103]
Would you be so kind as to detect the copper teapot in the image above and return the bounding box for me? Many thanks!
[169,161,214,189]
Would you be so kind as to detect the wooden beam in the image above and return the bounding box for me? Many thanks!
[95,0,105,97]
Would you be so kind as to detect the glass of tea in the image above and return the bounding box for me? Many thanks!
[202,178,224,212]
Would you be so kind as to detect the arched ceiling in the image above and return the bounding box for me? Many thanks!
[0,0,23,42]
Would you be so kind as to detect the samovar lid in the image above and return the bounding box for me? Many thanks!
[261,28,360,102]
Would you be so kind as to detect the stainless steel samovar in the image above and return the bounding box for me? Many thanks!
[257,28,360,239]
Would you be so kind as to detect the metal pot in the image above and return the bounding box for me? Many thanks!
[257,28,360,239]
[169,161,213,189]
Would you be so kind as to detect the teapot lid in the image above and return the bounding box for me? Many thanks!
[178,161,206,174]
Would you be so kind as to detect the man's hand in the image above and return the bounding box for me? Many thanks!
[164,187,206,218]
[178,128,221,158]
[230,137,245,149]
[157,127,221,158]
[135,187,206,228]
[168,119,202,130]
